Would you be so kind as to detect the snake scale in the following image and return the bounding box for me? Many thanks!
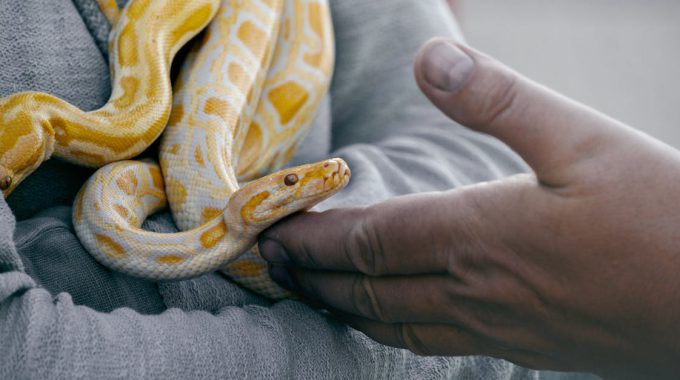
[0,0,349,299]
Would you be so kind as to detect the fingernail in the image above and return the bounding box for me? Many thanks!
[259,239,290,264]
[422,41,474,93]
[269,265,297,290]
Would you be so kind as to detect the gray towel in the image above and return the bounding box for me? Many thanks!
[0,0,596,378]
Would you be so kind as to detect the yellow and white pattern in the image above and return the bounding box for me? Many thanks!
[0,0,220,195]
[0,0,340,298]
[73,0,342,299]
[74,158,349,295]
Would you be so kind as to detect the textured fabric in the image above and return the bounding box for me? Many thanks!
[1,0,108,220]
[0,0,596,378]
[15,206,165,314]
[71,0,114,59]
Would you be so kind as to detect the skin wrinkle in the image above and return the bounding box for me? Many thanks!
[436,281,499,340]
[465,59,521,135]
[451,181,501,228]
[400,323,432,356]
[466,208,555,326]
[344,212,382,276]
[367,208,392,274]
[290,229,322,270]
[352,275,387,322]
[451,297,509,344]
[468,196,555,330]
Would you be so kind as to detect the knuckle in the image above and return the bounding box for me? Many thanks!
[290,235,322,269]
[351,276,389,322]
[440,278,508,340]
[297,244,318,268]
[345,210,387,275]
[398,324,432,356]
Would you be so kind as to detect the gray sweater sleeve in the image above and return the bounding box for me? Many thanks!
[313,0,528,211]
[0,232,357,379]
[2,202,543,379]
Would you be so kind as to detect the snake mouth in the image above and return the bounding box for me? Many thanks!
[325,165,351,192]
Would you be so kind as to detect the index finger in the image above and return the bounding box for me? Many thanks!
[259,188,490,276]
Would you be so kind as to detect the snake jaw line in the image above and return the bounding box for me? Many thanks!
[236,158,351,228]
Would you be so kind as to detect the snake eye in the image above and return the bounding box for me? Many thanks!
[0,176,12,191]
[284,174,298,186]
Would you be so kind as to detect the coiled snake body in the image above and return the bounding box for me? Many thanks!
[1,0,348,299]
[0,0,218,194]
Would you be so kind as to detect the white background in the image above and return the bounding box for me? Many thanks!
[457,0,680,147]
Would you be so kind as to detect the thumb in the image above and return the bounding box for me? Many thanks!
[415,39,623,185]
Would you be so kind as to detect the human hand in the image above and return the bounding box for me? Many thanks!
[258,39,680,378]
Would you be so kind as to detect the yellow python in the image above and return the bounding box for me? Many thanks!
[73,0,345,299]
[0,0,220,195]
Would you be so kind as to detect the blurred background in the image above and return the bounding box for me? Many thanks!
[449,0,680,147]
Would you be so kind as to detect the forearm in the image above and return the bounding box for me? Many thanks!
[0,270,350,378]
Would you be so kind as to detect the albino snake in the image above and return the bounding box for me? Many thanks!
[0,0,217,195]
[1,0,349,299]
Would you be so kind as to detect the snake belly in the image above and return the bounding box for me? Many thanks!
[74,0,338,299]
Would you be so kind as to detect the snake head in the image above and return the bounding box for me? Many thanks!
[232,158,351,230]
[0,93,55,197]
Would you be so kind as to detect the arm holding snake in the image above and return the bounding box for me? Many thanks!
[0,0,542,378]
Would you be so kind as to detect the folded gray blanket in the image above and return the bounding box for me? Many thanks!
[0,0,594,378]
